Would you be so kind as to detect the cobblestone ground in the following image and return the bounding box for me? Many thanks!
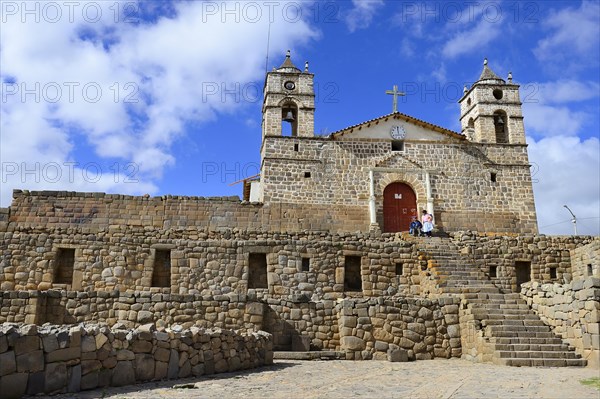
[47,359,598,399]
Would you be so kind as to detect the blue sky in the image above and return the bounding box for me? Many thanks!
[1,0,599,235]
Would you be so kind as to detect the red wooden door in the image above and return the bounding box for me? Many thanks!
[383,183,417,233]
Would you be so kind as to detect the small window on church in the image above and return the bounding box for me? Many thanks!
[493,89,503,100]
[549,267,557,280]
[391,141,404,152]
[294,143,299,152]
[304,172,311,178]
[491,172,497,183]
[467,98,472,106]
[489,265,497,278]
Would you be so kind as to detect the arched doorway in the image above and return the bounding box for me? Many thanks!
[383,182,417,233]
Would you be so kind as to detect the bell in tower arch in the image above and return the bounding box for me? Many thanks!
[283,110,295,122]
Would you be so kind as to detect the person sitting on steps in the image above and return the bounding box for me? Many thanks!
[409,216,423,236]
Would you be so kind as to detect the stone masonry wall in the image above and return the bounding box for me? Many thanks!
[0,227,593,297]
[571,240,600,280]
[520,277,600,368]
[0,227,427,296]
[0,291,460,360]
[261,136,537,233]
[449,232,597,292]
[0,323,273,399]
[337,297,461,361]
[3,190,369,234]
[0,291,264,332]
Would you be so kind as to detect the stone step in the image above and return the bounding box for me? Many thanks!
[441,287,499,294]
[470,303,530,310]
[273,351,345,360]
[482,319,546,327]
[494,350,580,359]
[489,331,557,338]
[488,325,551,333]
[494,343,572,352]
[473,313,540,320]
[495,358,587,367]
[491,337,566,345]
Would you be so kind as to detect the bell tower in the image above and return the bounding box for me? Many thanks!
[262,50,315,140]
[459,59,526,144]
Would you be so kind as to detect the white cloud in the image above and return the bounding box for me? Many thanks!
[534,1,600,71]
[0,1,319,206]
[523,103,588,137]
[522,79,599,137]
[527,80,600,104]
[442,17,502,59]
[528,135,600,236]
[345,0,385,32]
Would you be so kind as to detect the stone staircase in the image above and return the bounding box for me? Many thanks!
[411,237,587,367]
[461,292,586,367]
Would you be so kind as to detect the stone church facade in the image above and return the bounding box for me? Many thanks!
[0,53,598,392]
[258,54,538,234]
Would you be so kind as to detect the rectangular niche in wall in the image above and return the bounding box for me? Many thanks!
[395,262,403,276]
[152,249,171,288]
[249,253,268,289]
[301,257,310,272]
[54,248,75,285]
[344,256,362,292]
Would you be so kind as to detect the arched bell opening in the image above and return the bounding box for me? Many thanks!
[281,102,298,137]
[494,110,509,144]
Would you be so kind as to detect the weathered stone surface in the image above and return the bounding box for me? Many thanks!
[82,336,96,352]
[116,349,135,361]
[15,335,39,355]
[81,371,99,390]
[45,362,67,393]
[340,336,365,351]
[67,364,81,393]
[0,351,16,376]
[134,354,155,381]
[0,372,28,399]
[447,325,461,339]
[46,347,80,363]
[167,349,179,379]
[111,361,135,387]
[16,350,44,373]
[388,348,409,362]
[81,360,102,375]
[137,311,153,324]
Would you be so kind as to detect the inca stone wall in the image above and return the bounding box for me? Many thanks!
[0,323,273,399]
[571,240,600,280]
[0,291,461,361]
[448,232,597,292]
[261,136,537,233]
[0,223,594,296]
[0,290,264,331]
[520,277,600,368]
[337,297,461,361]
[3,190,369,233]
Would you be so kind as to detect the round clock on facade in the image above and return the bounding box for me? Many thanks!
[284,81,296,90]
[390,125,406,140]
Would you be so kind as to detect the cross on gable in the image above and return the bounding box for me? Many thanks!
[385,84,405,113]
